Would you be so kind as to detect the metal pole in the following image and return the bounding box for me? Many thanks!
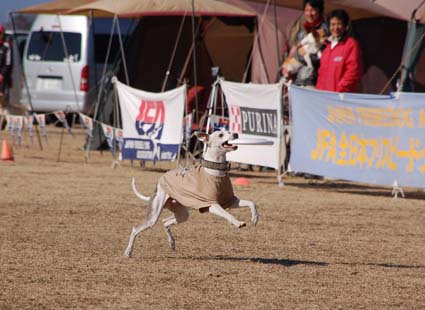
[85,15,117,160]
[116,17,129,85]
[9,12,43,150]
[161,14,187,92]
[191,0,199,125]
[273,0,282,66]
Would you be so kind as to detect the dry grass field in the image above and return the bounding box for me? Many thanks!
[1,125,425,309]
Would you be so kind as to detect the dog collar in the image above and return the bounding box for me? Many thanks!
[201,159,231,171]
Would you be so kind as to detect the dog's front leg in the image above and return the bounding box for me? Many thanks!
[230,199,259,226]
[208,204,246,228]
[162,203,189,251]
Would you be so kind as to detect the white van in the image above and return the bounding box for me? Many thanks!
[21,14,133,115]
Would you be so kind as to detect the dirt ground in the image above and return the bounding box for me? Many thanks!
[1,125,425,309]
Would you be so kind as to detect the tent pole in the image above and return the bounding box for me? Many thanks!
[191,0,199,125]
[273,0,282,66]
[85,15,117,160]
[397,2,425,92]
[89,10,99,108]
[55,14,78,163]
[242,0,272,83]
[56,14,81,115]
[204,78,219,135]
[411,0,425,19]
[177,19,202,88]
[381,31,425,94]
[111,81,120,168]
[8,12,43,151]
[116,17,129,85]
[161,13,187,92]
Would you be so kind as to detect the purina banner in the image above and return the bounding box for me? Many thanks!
[115,79,185,161]
[220,80,284,169]
[289,86,425,188]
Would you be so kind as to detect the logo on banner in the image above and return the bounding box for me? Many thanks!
[135,100,166,161]
[135,100,165,139]
[229,106,241,133]
[229,106,277,137]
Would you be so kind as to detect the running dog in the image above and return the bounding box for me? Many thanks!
[124,130,259,258]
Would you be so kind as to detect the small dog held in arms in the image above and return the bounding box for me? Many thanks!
[124,130,259,258]
[282,28,327,80]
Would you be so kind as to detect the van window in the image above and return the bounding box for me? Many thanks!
[26,31,82,62]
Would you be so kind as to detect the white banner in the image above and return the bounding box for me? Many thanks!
[34,113,48,141]
[115,79,185,161]
[24,115,34,145]
[114,128,124,151]
[6,115,24,145]
[100,123,115,152]
[54,111,71,135]
[79,113,93,137]
[220,80,284,169]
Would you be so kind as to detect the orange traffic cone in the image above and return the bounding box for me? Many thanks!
[1,139,14,161]
[233,177,250,186]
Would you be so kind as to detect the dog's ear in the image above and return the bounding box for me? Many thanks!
[194,131,209,143]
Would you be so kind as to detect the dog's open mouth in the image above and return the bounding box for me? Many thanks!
[222,141,238,150]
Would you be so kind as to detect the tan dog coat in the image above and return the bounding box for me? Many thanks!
[158,165,237,210]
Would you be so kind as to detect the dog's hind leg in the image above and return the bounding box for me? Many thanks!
[124,185,169,258]
[229,199,259,226]
[162,202,189,250]
[208,204,246,228]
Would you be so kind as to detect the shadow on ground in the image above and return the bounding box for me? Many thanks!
[161,255,425,270]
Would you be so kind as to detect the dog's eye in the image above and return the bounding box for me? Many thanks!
[218,133,224,138]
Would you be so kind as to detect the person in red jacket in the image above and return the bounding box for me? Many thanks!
[316,9,363,93]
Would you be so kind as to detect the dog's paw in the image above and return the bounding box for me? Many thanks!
[250,207,259,226]
[123,249,132,258]
[165,227,176,251]
[251,214,259,226]
[237,221,246,228]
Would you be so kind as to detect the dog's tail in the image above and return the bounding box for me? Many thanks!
[132,177,151,202]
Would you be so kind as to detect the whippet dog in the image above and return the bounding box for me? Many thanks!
[124,130,259,258]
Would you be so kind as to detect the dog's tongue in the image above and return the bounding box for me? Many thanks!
[223,141,238,150]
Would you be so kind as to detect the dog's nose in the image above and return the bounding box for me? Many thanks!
[233,133,239,139]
